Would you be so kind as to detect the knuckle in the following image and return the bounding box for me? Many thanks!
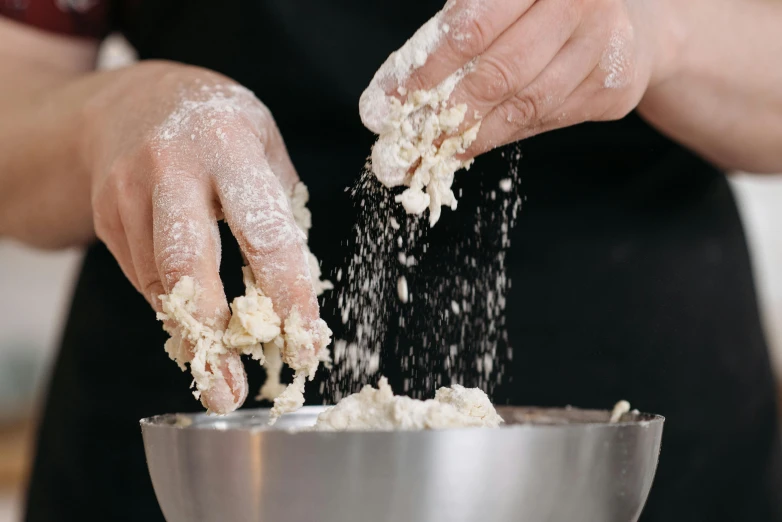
[148,155,203,191]
[229,186,305,263]
[505,91,546,128]
[467,54,517,105]
[142,278,166,306]
[238,218,301,263]
[156,246,201,288]
[448,17,491,58]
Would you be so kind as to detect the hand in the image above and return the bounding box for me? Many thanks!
[85,62,323,413]
[361,0,679,161]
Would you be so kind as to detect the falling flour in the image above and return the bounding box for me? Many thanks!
[329,174,399,398]
[313,376,503,431]
[158,182,333,423]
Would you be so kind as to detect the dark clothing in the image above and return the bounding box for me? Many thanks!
[6,1,781,521]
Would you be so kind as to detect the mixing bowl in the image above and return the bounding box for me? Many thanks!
[141,406,664,522]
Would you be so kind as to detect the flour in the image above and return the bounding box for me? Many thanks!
[328,174,400,399]
[397,275,410,303]
[313,376,503,431]
[330,147,522,400]
[158,182,333,418]
[393,147,523,393]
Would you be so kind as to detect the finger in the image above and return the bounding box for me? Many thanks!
[463,30,606,159]
[402,0,539,94]
[213,134,324,353]
[447,0,583,136]
[262,116,300,194]
[116,180,166,311]
[94,196,141,294]
[153,173,248,414]
[359,0,535,133]
[106,232,140,294]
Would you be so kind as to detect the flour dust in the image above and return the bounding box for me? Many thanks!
[328,146,523,401]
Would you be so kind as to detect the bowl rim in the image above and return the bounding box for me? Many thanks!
[140,405,665,433]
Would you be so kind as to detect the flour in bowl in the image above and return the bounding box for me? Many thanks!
[313,376,503,431]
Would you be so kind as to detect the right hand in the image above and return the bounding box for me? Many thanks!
[84,62,324,413]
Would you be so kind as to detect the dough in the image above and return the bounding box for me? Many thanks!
[360,7,481,227]
[370,66,481,226]
[313,376,503,431]
[609,400,631,423]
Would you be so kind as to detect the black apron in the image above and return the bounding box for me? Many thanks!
[26,1,782,520]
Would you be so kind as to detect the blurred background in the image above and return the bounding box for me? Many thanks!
[1,36,781,522]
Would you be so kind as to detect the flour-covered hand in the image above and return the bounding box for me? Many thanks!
[362,0,678,162]
[86,63,325,413]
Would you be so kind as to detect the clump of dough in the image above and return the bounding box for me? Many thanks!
[223,267,281,361]
[157,181,332,420]
[365,57,481,226]
[313,376,503,431]
[256,342,287,402]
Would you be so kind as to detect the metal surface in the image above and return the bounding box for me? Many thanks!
[141,406,664,522]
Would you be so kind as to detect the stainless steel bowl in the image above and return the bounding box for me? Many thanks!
[141,406,664,522]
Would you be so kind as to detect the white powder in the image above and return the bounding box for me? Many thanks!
[330,146,522,400]
[403,147,523,391]
[498,178,513,193]
[313,376,503,431]
[328,174,402,399]
[332,340,381,377]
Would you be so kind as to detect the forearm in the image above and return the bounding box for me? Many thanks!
[0,19,103,247]
[0,70,97,248]
[638,0,782,173]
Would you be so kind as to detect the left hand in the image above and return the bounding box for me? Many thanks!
[361,0,680,159]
